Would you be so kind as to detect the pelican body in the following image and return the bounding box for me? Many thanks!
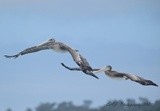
[4,38,98,79]
[104,66,158,86]
[61,64,158,87]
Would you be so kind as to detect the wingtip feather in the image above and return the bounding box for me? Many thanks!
[4,54,19,58]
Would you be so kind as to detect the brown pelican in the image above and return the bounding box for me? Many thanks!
[61,64,158,87]
[4,38,99,79]
[104,65,158,86]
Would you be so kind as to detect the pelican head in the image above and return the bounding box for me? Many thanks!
[38,38,55,46]
[106,65,112,71]
[48,38,55,42]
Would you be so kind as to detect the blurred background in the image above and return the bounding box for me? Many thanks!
[0,0,160,111]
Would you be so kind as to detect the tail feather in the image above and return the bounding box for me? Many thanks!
[85,70,99,79]
[89,73,99,79]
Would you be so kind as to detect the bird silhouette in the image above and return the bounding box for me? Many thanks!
[4,38,99,79]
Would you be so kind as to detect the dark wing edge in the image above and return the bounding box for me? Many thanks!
[124,73,158,87]
[4,46,50,59]
[61,63,82,71]
[61,63,99,79]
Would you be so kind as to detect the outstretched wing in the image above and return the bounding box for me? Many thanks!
[61,63,81,71]
[4,44,52,58]
[61,63,99,79]
[4,38,59,58]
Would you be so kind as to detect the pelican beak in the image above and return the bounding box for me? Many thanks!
[92,66,110,74]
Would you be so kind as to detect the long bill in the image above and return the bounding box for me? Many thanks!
[92,66,109,74]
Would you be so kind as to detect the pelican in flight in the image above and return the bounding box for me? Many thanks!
[4,38,100,79]
[61,64,158,87]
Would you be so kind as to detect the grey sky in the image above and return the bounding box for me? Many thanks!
[0,0,160,111]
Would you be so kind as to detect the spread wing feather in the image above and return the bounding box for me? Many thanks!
[4,45,52,58]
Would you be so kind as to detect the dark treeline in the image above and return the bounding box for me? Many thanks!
[5,97,160,111]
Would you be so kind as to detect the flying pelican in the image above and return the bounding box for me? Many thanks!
[61,64,158,87]
[104,65,158,86]
[4,38,99,79]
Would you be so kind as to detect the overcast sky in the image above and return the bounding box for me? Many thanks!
[0,0,160,111]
